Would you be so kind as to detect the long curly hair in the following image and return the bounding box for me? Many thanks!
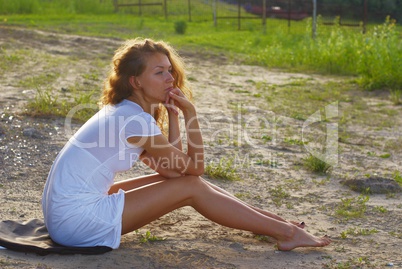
[101,37,192,135]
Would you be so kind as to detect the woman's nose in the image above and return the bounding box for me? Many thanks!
[165,72,174,82]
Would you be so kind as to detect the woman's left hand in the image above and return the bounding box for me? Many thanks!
[166,87,195,117]
[164,88,180,116]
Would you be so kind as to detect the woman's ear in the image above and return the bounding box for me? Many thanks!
[129,76,141,89]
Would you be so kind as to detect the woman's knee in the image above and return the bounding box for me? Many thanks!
[178,176,209,206]
[183,175,204,185]
[181,175,209,193]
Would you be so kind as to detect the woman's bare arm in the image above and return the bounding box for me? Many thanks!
[128,88,204,177]
[165,101,183,151]
[128,134,203,177]
[182,108,204,174]
[139,150,182,178]
[168,89,204,174]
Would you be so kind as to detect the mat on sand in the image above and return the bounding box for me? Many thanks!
[0,219,112,256]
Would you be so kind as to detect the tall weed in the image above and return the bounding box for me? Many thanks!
[0,0,39,14]
[357,16,402,90]
[249,16,402,91]
[26,86,98,122]
[302,17,360,75]
[0,0,114,15]
[2,1,401,90]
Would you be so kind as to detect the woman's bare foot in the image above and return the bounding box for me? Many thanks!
[276,226,331,251]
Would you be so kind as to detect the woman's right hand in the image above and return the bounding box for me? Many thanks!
[166,88,196,117]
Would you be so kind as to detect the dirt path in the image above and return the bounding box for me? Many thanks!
[0,26,401,269]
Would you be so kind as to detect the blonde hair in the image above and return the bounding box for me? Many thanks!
[101,37,192,134]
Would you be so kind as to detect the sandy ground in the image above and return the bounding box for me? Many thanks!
[0,26,401,269]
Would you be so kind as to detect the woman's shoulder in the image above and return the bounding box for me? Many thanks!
[116,99,143,111]
[111,100,156,124]
[107,99,144,117]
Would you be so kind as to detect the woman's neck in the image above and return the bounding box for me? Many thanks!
[126,94,156,117]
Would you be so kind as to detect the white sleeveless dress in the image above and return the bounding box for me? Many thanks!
[42,99,161,249]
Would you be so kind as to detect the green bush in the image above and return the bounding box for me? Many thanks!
[249,16,402,91]
[174,20,187,35]
[205,157,241,181]
[0,0,114,15]
[356,17,402,90]
[303,153,332,174]
[0,0,39,14]
[1,2,401,91]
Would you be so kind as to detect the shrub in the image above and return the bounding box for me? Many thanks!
[174,20,187,35]
[205,157,241,181]
[302,153,332,174]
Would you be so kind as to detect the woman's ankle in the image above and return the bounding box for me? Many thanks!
[276,222,296,242]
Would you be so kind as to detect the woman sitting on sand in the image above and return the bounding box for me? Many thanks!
[41,38,331,251]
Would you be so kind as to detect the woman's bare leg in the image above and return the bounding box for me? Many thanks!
[108,173,166,194]
[120,175,330,251]
[111,174,304,228]
[201,179,305,228]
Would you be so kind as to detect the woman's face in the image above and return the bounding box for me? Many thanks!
[135,52,174,104]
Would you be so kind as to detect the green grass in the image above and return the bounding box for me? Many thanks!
[137,230,165,243]
[269,185,291,208]
[373,205,388,213]
[205,157,241,181]
[394,171,402,186]
[1,1,401,92]
[390,89,402,105]
[335,195,369,220]
[389,231,402,239]
[252,78,354,122]
[283,137,305,146]
[340,227,379,239]
[323,256,376,269]
[25,86,99,122]
[0,48,29,74]
[303,153,332,174]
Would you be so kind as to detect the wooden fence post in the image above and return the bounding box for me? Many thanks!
[262,0,266,25]
[188,0,192,22]
[113,0,119,12]
[213,0,217,27]
[363,0,367,33]
[237,0,241,30]
[164,0,168,19]
[312,0,317,39]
